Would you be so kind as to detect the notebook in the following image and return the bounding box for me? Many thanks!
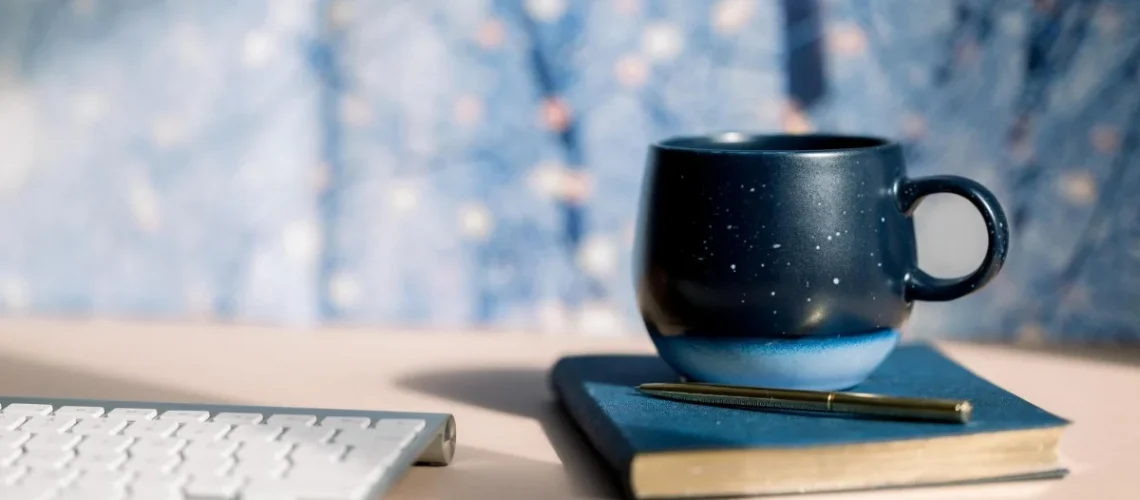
[550,343,1069,499]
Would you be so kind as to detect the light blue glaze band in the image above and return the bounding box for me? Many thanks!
[650,329,900,391]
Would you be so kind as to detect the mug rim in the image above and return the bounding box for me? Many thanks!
[654,132,897,155]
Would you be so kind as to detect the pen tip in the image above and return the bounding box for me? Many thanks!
[956,401,973,422]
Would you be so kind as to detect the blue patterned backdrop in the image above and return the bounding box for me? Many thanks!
[0,0,1137,343]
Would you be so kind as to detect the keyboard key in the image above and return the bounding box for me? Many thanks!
[0,447,21,466]
[128,437,187,457]
[175,422,231,440]
[0,465,26,484]
[107,408,157,421]
[0,416,26,431]
[123,419,180,438]
[159,410,209,422]
[0,431,31,449]
[241,479,296,500]
[24,433,82,451]
[227,424,283,442]
[301,481,373,499]
[127,476,183,498]
[53,407,105,418]
[121,454,180,474]
[236,441,293,461]
[320,416,371,429]
[2,404,52,416]
[124,492,182,500]
[287,462,379,493]
[71,417,129,436]
[267,414,317,427]
[133,470,190,484]
[20,415,78,434]
[20,467,80,488]
[211,412,263,425]
[231,457,289,479]
[70,450,128,471]
[290,443,347,463]
[75,469,132,487]
[333,428,413,448]
[56,482,124,500]
[374,418,426,435]
[77,435,134,454]
[178,456,235,476]
[0,482,58,500]
[182,439,240,459]
[343,444,400,467]
[17,449,76,469]
[126,493,184,500]
[183,475,242,498]
[312,457,389,478]
[280,426,336,444]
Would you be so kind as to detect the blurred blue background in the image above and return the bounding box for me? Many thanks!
[0,0,1136,343]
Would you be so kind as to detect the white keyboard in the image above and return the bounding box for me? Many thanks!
[0,397,456,500]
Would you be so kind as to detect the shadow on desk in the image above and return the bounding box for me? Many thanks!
[0,352,224,404]
[398,368,624,499]
[394,446,596,500]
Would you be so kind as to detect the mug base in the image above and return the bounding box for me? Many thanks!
[649,329,899,391]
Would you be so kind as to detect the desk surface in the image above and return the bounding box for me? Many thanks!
[0,318,1135,499]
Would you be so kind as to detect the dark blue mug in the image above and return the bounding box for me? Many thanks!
[633,133,1009,390]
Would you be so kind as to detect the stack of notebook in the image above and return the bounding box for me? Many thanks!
[550,343,1068,499]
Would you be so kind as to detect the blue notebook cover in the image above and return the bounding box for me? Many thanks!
[550,343,1069,499]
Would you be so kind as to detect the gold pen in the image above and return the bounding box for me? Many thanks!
[637,382,972,424]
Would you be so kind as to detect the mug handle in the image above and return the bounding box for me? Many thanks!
[895,175,1010,302]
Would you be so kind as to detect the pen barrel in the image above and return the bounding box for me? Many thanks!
[671,392,832,413]
[830,394,971,423]
[639,383,972,423]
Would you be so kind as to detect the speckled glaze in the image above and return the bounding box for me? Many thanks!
[633,133,1008,389]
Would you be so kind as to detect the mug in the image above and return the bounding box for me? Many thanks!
[633,133,1009,390]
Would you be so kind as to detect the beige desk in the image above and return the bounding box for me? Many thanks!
[0,319,1135,499]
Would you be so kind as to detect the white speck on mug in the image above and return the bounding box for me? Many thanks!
[833,278,840,285]
[772,244,781,248]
